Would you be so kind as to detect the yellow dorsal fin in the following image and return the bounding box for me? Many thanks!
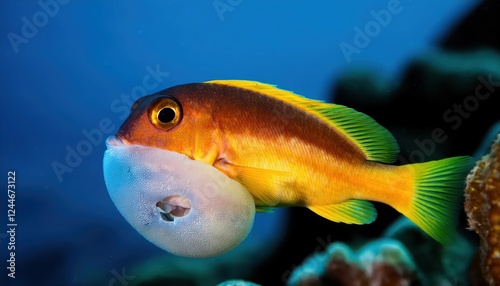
[206,80,399,163]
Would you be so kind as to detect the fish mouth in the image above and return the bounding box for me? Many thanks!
[105,135,127,148]
[156,195,192,222]
[105,135,194,222]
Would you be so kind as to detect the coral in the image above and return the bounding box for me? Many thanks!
[287,239,419,286]
[286,217,477,286]
[217,280,260,286]
[465,132,500,285]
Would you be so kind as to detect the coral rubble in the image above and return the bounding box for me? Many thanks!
[465,133,500,285]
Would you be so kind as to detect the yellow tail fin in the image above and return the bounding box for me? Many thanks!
[400,156,473,244]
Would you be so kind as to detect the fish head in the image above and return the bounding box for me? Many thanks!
[103,137,256,257]
[116,85,219,162]
[104,84,257,257]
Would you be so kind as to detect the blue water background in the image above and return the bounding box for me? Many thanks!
[0,1,475,285]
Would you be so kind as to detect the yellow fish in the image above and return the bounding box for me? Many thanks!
[115,80,472,244]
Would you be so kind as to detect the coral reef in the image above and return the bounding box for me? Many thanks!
[286,217,477,286]
[465,133,500,285]
[287,239,419,286]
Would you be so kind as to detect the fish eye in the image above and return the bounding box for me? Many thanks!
[148,97,182,130]
[158,107,176,123]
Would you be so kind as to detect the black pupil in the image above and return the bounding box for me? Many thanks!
[158,108,176,123]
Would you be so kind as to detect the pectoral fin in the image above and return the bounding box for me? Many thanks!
[308,199,377,224]
[226,164,291,207]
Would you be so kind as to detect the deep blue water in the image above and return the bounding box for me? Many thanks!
[0,1,477,285]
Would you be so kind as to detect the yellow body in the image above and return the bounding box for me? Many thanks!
[219,129,413,209]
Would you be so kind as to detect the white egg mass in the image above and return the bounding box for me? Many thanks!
[103,137,256,258]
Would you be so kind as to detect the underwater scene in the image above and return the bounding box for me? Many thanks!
[1,1,500,285]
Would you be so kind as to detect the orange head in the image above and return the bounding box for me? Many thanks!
[115,83,221,163]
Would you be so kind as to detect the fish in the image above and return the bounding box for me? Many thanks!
[110,80,473,246]
[103,137,256,257]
